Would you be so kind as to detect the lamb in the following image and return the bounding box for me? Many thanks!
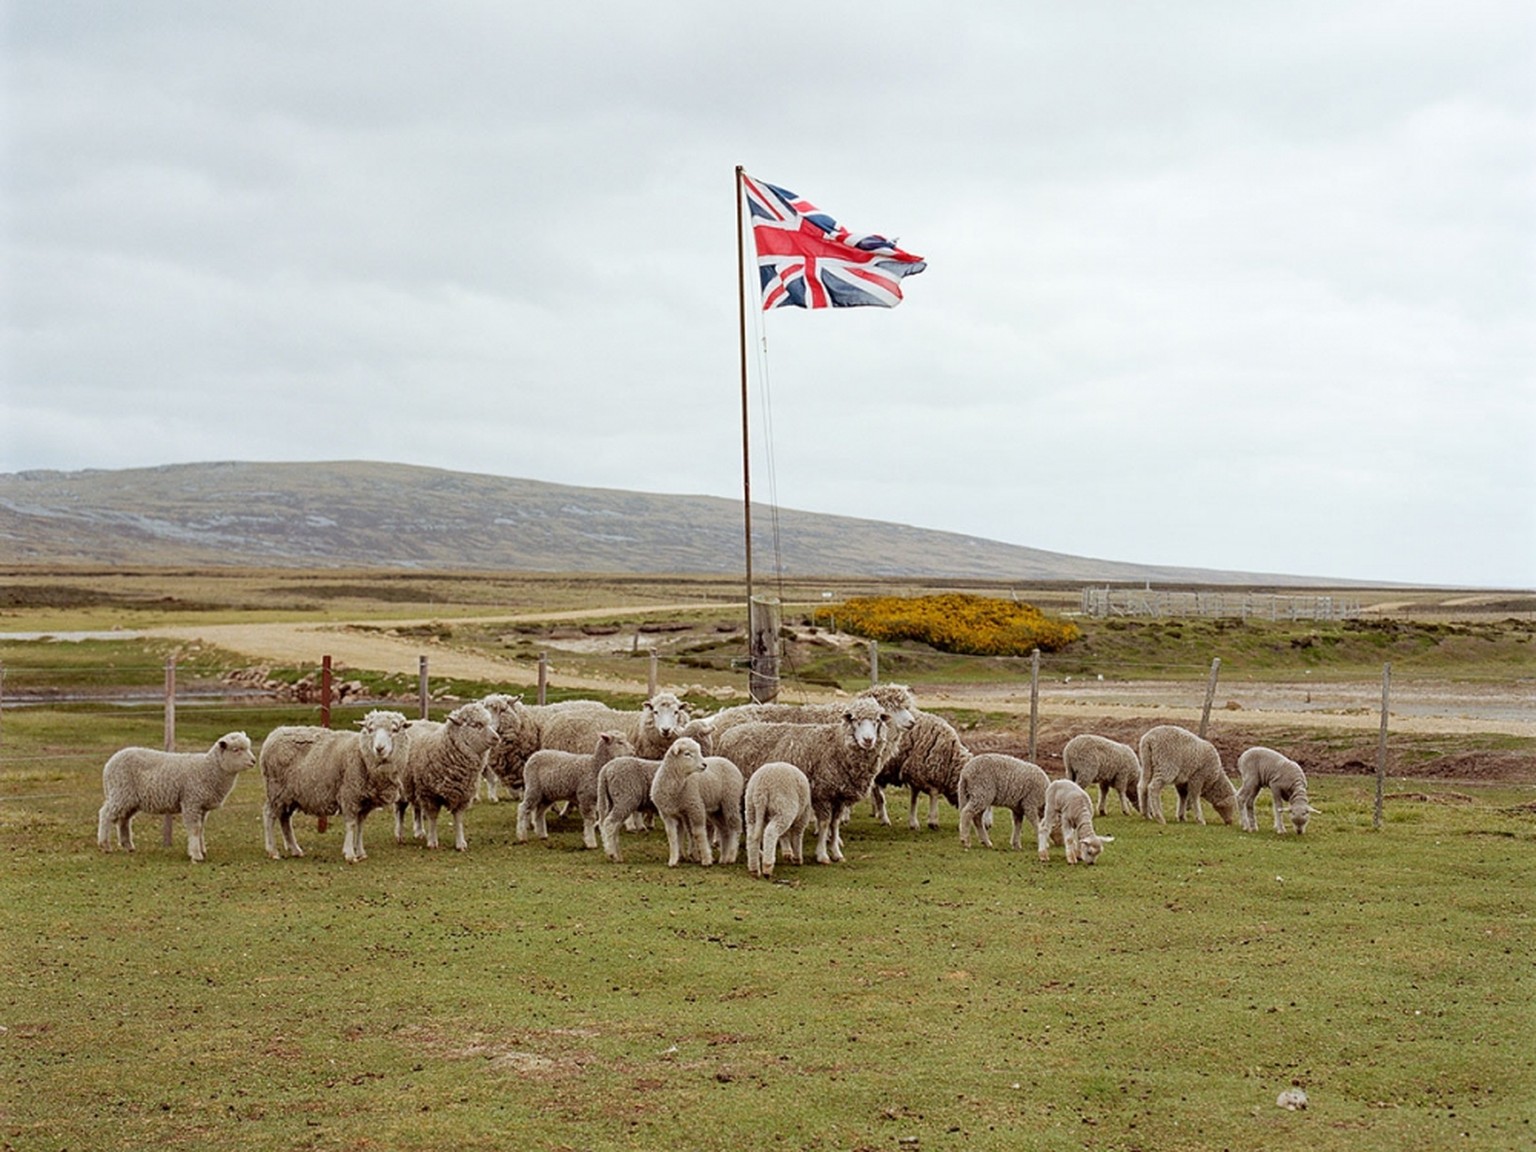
[1038,778,1115,864]
[1236,746,1319,834]
[873,708,972,830]
[394,701,499,851]
[955,753,1049,850]
[744,761,814,879]
[516,730,633,847]
[97,732,256,862]
[712,696,890,864]
[648,737,713,866]
[591,718,717,861]
[260,711,411,863]
[695,750,745,864]
[1061,733,1142,817]
[1137,725,1239,826]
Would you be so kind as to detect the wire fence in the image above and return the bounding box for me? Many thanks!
[1080,587,1363,620]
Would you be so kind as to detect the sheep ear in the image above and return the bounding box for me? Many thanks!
[1307,804,1322,814]
[1098,834,1115,843]
[217,738,228,750]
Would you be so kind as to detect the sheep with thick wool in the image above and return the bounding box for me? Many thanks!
[872,708,973,830]
[260,712,410,863]
[394,701,499,851]
[956,753,1049,850]
[1236,746,1318,834]
[537,691,693,760]
[1137,725,1239,826]
[98,732,255,862]
[713,697,890,864]
[516,730,633,847]
[1061,733,1142,817]
[1038,778,1114,864]
[744,760,814,879]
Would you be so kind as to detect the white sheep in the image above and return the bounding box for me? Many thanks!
[1236,746,1319,834]
[873,709,972,830]
[261,711,411,863]
[537,691,693,760]
[1061,733,1142,817]
[594,751,665,862]
[649,737,713,866]
[744,760,814,880]
[97,732,255,862]
[695,751,745,864]
[516,730,634,847]
[1038,778,1114,864]
[394,701,499,851]
[713,697,890,864]
[1137,725,1239,826]
[955,753,1049,850]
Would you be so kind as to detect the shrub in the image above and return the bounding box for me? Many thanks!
[836,593,1080,656]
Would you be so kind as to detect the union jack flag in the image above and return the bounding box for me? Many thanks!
[742,173,926,310]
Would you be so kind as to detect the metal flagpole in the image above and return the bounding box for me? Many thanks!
[735,165,753,608]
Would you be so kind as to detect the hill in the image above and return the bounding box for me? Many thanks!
[1,460,1326,583]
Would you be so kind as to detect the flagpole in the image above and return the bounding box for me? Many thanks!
[735,165,753,611]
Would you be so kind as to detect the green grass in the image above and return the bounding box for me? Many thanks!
[2,706,1534,1151]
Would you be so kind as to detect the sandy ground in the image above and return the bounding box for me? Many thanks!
[140,615,1536,740]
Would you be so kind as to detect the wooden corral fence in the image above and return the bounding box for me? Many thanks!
[1080,587,1362,621]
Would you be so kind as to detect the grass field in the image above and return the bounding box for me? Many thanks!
[3,570,1535,1150]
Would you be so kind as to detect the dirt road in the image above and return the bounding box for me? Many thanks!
[143,615,1536,740]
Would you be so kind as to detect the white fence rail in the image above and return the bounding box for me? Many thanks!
[1080,587,1361,621]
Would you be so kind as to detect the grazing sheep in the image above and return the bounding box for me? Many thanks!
[1061,733,1142,817]
[1137,725,1239,826]
[649,737,712,866]
[395,701,499,851]
[516,730,633,847]
[713,697,890,864]
[744,761,814,879]
[260,711,411,863]
[537,691,693,760]
[873,709,972,830]
[595,752,665,862]
[956,753,1049,850]
[1237,746,1319,834]
[97,732,256,862]
[1038,778,1115,864]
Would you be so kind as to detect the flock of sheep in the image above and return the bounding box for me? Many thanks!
[95,685,1318,874]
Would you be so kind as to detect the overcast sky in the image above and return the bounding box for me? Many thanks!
[5,2,1534,587]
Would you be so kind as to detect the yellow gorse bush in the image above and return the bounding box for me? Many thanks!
[835,593,1080,656]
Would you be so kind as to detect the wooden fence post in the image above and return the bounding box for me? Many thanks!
[869,640,879,687]
[538,653,548,706]
[1375,662,1391,830]
[649,650,658,697]
[1198,657,1221,739]
[418,656,429,720]
[164,656,176,751]
[749,596,781,703]
[320,654,333,728]
[1028,648,1040,762]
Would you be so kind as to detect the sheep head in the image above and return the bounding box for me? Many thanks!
[1290,797,1320,834]
[841,699,889,752]
[662,736,707,774]
[214,732,256,772]
[358,710,409,763]
[1073,832,1113,865]
[643,692,690,740]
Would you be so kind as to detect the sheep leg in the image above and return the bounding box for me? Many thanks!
[718,819,741,866]
[599,815,625,862]
[869,784,889,825]
[581,813,599,850]
[342,816,364,863]
[1063,826,1080,864]
[183,808,205,862]
[451,809,468,852]
[393,799,408,844]
[1190,791,1206,825]
[161,813,175,849]
[662,815,685,867]
[279,809,304,857]
[1008,809,1025,851]
[758,818,785,878]
[514,797,533,843]
[690,813,713,866]
[813,801,838,864]
[262,803,281,859]
[422,802,441,849]
[1036,816,1053,862]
